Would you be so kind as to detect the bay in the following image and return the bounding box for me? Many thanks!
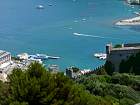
[0,0,140,70]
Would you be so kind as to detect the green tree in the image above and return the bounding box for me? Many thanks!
[4,62,111,105]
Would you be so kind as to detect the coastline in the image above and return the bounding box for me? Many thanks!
[116,16,140,25]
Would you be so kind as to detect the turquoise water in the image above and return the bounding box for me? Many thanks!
[0,0,140,70]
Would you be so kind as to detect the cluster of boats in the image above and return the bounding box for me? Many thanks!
[29,54,60,60]
[94,53,107,60]
[17,53,60,64]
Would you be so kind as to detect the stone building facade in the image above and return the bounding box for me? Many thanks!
[106,43,140,72]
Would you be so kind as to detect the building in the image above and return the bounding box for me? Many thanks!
[106,43,140,72]
[0,50,11,69]
[17,53,29,60]
[48,64,59,73]
[0,71,7,82]
[66,67,81,79]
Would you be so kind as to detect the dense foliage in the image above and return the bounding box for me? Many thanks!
[104,52,140,75]
[114,44,122,48]
[76,73,140,105]
[119,52,140,75]
[0,62,113,105]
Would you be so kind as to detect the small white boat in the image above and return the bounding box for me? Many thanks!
[48,56,60,59]
[94,53,107,60]
[99,55,107,60]
[36,5,44,9]
[82,18,86,21]
[29,57,42,64]
[134,12,140,15]
[36,54,60,59]
[48,4,53,6]
[36,54,48,59]
[73,32,81,35]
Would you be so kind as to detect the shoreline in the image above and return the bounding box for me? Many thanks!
[116,16,140,26]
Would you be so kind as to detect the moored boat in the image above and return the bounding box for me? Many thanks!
[36,5,44,9]
[94,53,107,60]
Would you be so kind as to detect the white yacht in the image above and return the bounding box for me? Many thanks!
[94,53,107,60]
[29,54,60,60]
[36,5,44,9]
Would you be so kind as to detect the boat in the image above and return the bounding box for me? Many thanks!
[99,55,107,60]
[29,54,60,60]
[36,54,49,60]
[48,4,53,6]
[73,33,81,36]
[29,57,42,64]
[47,56,60,59]
[134,11,140,15]
[94,53,107,60]
[36,5,44,9]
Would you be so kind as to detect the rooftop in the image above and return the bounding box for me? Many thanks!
[0,50,10,57]
[112,47,140,51]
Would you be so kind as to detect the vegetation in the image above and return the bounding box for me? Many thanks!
[114,44,122,48]
[0,61,139,105]
[76,73,140,105]
[0,62,113,105]
[119,52,140,75]
[71,67,80,73]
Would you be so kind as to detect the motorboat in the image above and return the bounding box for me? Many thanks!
[36,54,49,60]
[29,57,42,64]
[134,11,140,15]
[48,4,53,6]
[94,53,107,60]
[36,5,44,9]
[47,56,60,59]
[29,54,60,60]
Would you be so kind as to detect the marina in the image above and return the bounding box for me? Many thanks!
[0,51,61,76]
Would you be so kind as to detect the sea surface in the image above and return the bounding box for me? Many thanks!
[0,0,140,70]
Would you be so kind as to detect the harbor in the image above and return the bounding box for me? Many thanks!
[0,51,61,79]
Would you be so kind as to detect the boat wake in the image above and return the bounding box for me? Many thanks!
[73,33,119,39]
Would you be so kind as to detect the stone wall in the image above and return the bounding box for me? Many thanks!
[106,43,140,72]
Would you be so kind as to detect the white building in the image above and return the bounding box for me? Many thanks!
[48,64,59,73]
[0,50,11,69]
[0,71,7,82]
[17,53,29,60]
